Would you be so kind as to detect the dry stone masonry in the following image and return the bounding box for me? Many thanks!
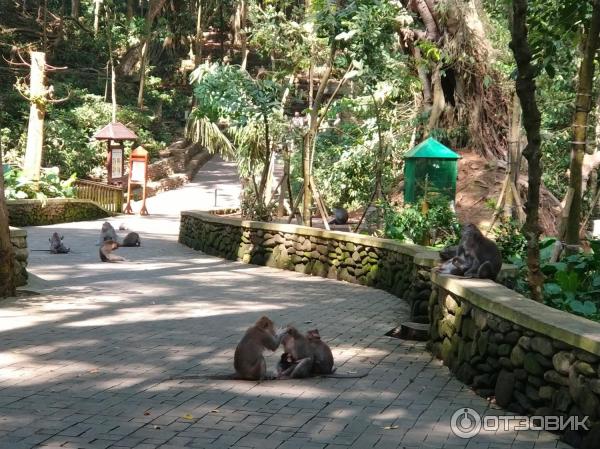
[9,226,28,286]
[7,199,110,227]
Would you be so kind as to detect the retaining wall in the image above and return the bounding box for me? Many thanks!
[7,199,110,227]
[9,226,27,287]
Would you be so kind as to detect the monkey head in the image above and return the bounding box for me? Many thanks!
[306,329,321,340]
[461,223,480,237]
[101,222,112,232]
[255,316,275,334]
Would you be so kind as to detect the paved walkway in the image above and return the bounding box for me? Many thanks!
[0,157,569,449]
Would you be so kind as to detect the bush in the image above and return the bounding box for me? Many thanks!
[382,197,459,246]
[3,166,76,200]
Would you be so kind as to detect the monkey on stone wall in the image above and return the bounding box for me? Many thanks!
[436,223,502,280]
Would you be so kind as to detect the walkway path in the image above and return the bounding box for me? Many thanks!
[0,157,568,449]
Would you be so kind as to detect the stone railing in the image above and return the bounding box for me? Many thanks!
[7,198,110,227]
[179,210,439,322]
[9,226,28,286]
[429,272,600,447]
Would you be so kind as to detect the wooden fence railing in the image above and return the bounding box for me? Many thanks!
[74,179,124,213]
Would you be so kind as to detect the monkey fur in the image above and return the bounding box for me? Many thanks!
[234,316,284,381]
[278,327,367,379]
[99,240,125,263]
[98,222,119,246]
[328,207,349,225]
[437,224,502,280]
[120,232,141,247]
[49,232,70,254]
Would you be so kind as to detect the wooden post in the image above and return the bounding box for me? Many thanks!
[23,51,47,183]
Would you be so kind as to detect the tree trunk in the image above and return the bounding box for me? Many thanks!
[71,0,79,18]
[93,0,102,36]
[193,0,203,66]
[23,51,46,184]
[510,0,544,302]
[106,8,117,122]
[137,0,167,109]
[0,145,16,298]
[564,0,600,248]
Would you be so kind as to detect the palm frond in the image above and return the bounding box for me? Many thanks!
[185,115,235,160]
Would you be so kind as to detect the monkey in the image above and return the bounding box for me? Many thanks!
[49,232,70,254]
[456,223,503,280]
[278,327,367,379]
[120,232,141,247]
[328,207,349,225]
[234,316,285,381]
[99,240,125,263]
[306,329,334,375]
[436,254,472,276]
[97,222,119,246]
[439,245,459,261]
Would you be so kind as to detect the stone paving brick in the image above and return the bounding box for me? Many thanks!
[0,175,571,449]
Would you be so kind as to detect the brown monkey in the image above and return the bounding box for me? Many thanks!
[279,327,367,378]
[306,329,334,375]
[278,326,315,378]
[98,222,119,245]
[457,223,502,280]
[121,232,141,247]
[234,316,284,380]
[49,232,70,254]
[99,240,125,263]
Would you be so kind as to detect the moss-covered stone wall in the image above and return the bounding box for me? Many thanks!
[7,199,110,227]
[9,227,27,287]
[179,211,439,322]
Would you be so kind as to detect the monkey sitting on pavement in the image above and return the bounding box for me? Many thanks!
[278,327,367,379]
[121,232,141,247]
[97,222,119,246]
[49,232,70,254]
[234,316,286,380]
[99,240,125,263]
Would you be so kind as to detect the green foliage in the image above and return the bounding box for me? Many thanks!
[493,217,527,261]
[382,198,459,247]
[3,166,76,201]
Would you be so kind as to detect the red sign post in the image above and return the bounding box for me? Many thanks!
[124,146,149,215]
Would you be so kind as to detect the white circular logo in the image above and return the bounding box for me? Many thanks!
[450,407,481,438]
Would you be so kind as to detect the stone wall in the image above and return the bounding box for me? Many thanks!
[179,211,439,321]
[9,227,27,286]
[429,272,600,447]
[7,199,110,227]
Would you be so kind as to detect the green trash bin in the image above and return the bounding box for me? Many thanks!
[403,137,461,204]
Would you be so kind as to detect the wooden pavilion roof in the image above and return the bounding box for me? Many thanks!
[93,122,137,141]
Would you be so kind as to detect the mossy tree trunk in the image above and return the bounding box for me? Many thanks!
[509,0,543,302]
[0,147,15,298]
[564,0,600,248]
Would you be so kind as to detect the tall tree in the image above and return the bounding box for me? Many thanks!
[564,0,600,248]
[0,146,16,298]
[509,0,544,302]
[137,0,167,109]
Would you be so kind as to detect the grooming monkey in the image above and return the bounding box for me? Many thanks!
[436,224,502,280]
[278,327,367,379]
[234,316,285,380]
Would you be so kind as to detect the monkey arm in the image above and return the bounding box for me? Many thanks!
[261,332,283,351]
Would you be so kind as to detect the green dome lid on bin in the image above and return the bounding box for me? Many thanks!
[403,137,461,160]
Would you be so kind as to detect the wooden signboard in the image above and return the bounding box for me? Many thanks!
[124,146,149,215]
